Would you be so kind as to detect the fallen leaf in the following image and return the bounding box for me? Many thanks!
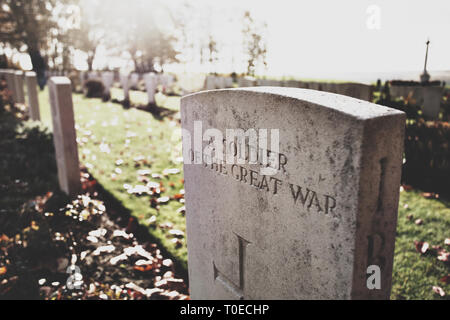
[440,275,450,284]
[432,286,445,297]
[437,250,449,262]
[169,229,185,238]
[414,241,429,254]
[415,219,423,225]
[0,266,6,275]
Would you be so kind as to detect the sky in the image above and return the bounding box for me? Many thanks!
[170,0,450,78]
[10,0,450,79]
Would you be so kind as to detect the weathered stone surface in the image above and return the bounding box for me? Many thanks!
[25,72,40,121]
[14,71,25,103]
[48,77,81,197]
[181,88,405,300]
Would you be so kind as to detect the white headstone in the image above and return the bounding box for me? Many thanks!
[120,73,130,101]
[144,73,157,104]
[205,75,217,90]
[181,87,405,300]
[4,70,17,102]
[238,76,256,88]
[48,77,81,197]
[101,72,115,96]
[25,72,41,121]
[14,71,25,103]
[421,86,443,119]
[130,73,139,89]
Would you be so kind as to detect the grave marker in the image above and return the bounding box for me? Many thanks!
[14,71,25,103]
[181,87,405,299]
[48,77,81,197]
[4,70,16,102]
[25,72,41,121]
[120,73,130,101]
[144,73,157,104]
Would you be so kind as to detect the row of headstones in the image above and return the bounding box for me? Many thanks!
[0,69,41,120]
[390,84,444,119]
[79,71,175,103]
[237,76,374,102]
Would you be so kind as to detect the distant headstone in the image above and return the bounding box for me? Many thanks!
[130,73,139,90]
[48,77,81,197]
[181,87,405,299]
[421,86,443,119]
[335,83,373,101]
[25,72,40,121]
[14,71,25,103]
[224,77,233,88]
[120,73,130,101]
[178,73,206,94]
[390,85,423,103]
[101,72,115,96]
[238,76,256,87]
[88,71,99,80]
[4,70,17,102]
[144,73,157,104]
[205,76,217,90]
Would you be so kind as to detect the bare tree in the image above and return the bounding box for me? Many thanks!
[242,11,267,76]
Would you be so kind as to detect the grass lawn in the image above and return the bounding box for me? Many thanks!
[39,87,187,273]
[34,86,449,299]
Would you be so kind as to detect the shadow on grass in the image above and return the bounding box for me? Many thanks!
[90,177,189,285]
[111,98,178,121]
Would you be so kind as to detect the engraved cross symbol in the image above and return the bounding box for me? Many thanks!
[213,233,250,300]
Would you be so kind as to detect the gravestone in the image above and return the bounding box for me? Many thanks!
[144,73,157,104]
[181,87,405,300]
[224,77,233,88]
[421,86,443,119]
[216,77,226,89]
[25,72,41,121]
[101,72,115,97]
[4,70,16,102]
[130,73,140,90]
[88,71,99,80]
[48,77,81,197]
[14,71,25,103]
[205,75,217,90]
[238,76,256,88]
[178,73,207,95]
[335,83,373,102]
[120,73,130,101]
